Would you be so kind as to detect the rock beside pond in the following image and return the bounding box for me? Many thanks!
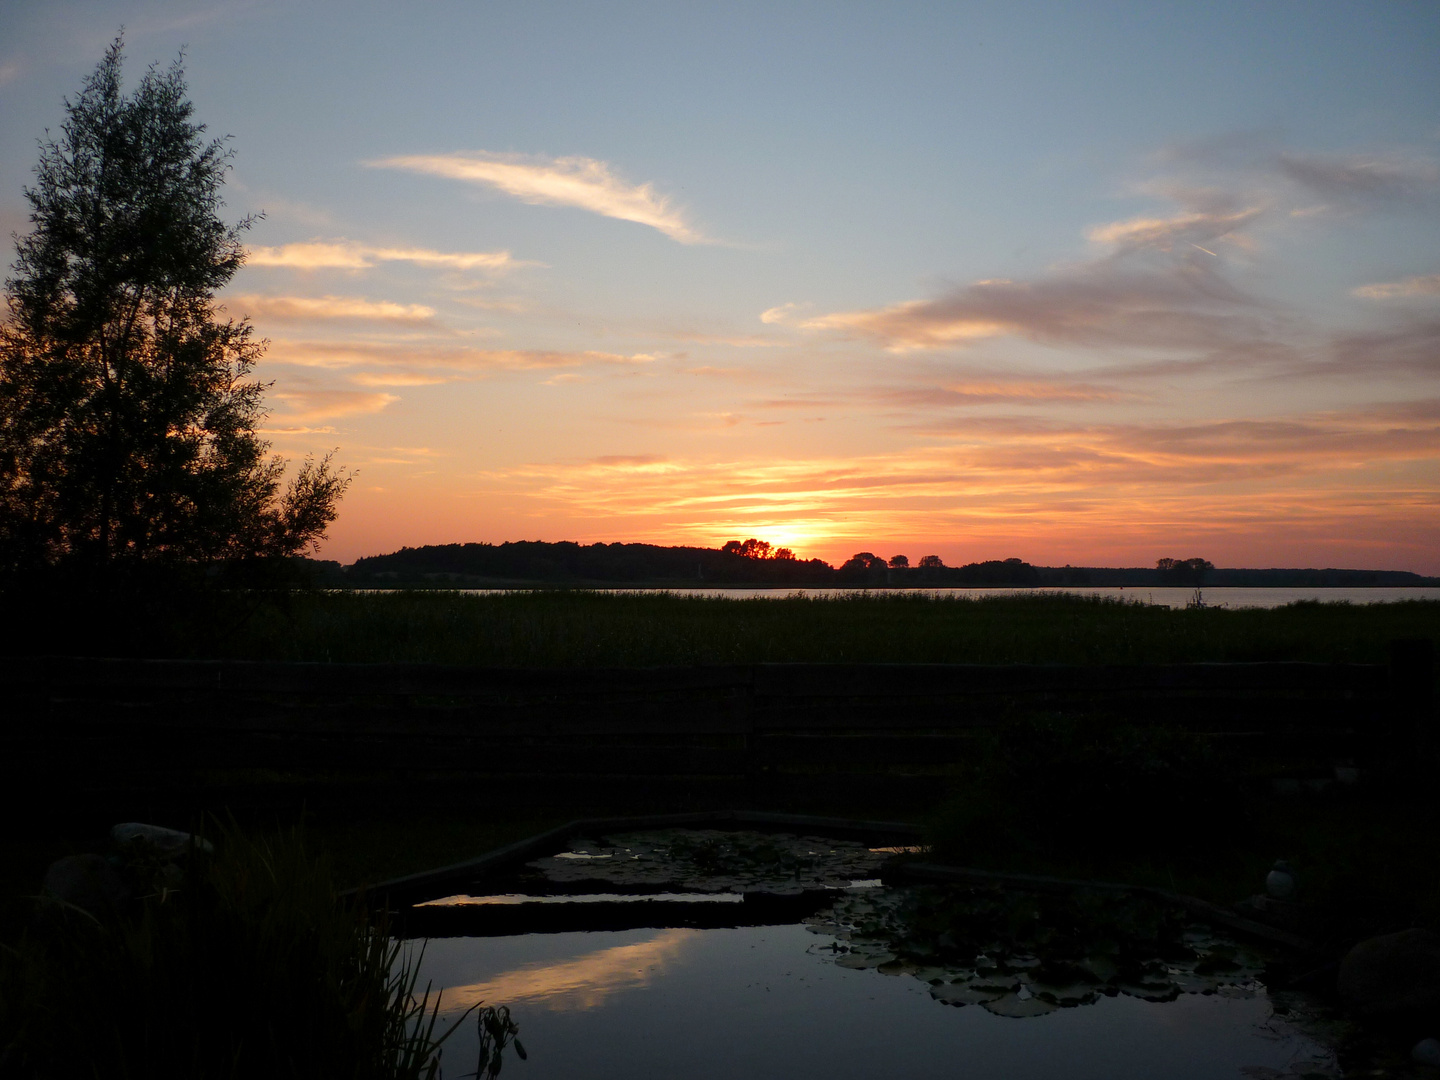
[41,854,129,916]
[1337,929,1440,1019]
[111,822,212,857]
[1264,860,1297,900]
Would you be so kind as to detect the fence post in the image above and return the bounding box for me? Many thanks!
[739,665,760,802]
[1388,638,1436,759]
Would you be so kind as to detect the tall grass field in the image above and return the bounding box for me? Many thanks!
[222,590,1440,668]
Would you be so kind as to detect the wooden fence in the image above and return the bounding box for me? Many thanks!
[2,650,1431,811]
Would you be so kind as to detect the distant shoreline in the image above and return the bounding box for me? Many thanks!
[336,582,1440,590]
[302,540,1440,591]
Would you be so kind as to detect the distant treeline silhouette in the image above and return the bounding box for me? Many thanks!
[316,541,1439,588]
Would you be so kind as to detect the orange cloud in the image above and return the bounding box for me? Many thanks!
[804,302,1007,350]
[232,294,436,323]
[350,372,450,387]
[247,239,519,272]
[270,389,399,420]
[443,399,1439,565]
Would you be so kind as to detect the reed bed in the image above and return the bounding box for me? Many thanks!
[224,590,1440,668]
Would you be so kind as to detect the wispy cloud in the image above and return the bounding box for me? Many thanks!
[265,339,660,372]
[1154,134,1439,216]
[877,379,1132,407]
[232,295,436,323]
[663,329,789,348]
[247,239,521,272]
[350,372,450,387]
[804,301,1007,349]
[802,175,1289,356]
[369,152,709,244]
[1277,152,1439,207]
[271,390,400,421]
[1323,318,1440,378]
[760,302,804,325]
[804,255,1270,354]
[589,454,674,470]
[1353,274,1440,300]
[1086,206,1261,253]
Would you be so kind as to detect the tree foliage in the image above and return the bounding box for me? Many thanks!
[721,537,795,560]
[1156,557,1214,585]
[841,551,888,572]
[0,37,348,580]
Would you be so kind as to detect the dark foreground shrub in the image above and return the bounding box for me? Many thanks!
[929,714,1243,864]
[0,823,463,1079]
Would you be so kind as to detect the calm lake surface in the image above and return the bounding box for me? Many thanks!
[445,585,1440,609]
[410,924,1333,1080]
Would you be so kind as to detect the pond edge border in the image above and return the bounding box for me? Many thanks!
[345,809,1311,951]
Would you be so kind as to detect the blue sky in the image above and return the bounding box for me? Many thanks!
[3,2,1438,568]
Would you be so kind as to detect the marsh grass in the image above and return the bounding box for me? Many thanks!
[223,590,1440,668]
[0,821,474,1079]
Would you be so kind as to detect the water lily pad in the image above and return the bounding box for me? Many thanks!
[1082,955,1120,982]
[834,950,894,969]
[875,959,915,976]
[930,983,1006,1007]
[1117,980,1181,1003]
[984,992,1060,1018]
[528,829,892,894]
[1032,982,1100,1007]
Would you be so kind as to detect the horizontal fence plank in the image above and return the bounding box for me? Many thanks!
[0,656,755,698]
[0,656,1411,799]
[0,656,1389,700]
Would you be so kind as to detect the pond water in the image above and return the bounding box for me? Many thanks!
[401,830,1342,1080]
[411,926,1337,1080]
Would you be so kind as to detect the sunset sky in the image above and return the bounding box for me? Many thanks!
[3,2,1438,570]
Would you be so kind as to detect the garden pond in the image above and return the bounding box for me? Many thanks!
[400,829,1346,1079]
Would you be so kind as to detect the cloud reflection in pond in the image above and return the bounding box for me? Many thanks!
[434,928,696,1013]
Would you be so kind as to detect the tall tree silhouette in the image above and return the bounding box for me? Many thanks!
[0,37,348,580]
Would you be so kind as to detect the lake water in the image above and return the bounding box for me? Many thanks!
[409,924,1334,1080]
[443,585,1440,609]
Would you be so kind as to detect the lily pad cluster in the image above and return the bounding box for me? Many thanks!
[804,884,1270,1018]
[527,829,892,895]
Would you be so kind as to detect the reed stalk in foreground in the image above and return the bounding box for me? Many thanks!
[0,821,476,1079]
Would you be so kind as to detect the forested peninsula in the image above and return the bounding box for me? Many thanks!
[309,541,1440,589]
